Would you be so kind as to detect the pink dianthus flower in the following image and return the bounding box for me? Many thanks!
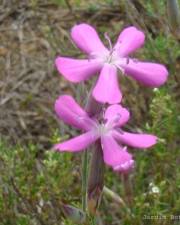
[54,95,157,172]
[55,24,168,104]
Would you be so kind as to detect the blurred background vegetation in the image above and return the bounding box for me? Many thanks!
[0,0,180,224]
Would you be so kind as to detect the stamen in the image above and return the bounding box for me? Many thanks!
[106,113,122,129]
[104,32,113,52]
[115,64,125,74]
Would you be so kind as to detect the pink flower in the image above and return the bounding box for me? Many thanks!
[54,95,157,173]
[55,24,168,104]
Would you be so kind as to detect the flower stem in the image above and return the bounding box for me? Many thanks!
[83,90,104,217]
[90,216,96,225]
[121,173,133,206]
[82,150,88,212]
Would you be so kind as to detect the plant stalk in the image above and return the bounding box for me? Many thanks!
[82,150,88,212]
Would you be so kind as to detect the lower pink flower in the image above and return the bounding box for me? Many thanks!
[54,95,157,173]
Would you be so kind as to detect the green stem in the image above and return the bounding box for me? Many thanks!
[90,216,96,225]
[121,173,133,207]
[82,150,88,212]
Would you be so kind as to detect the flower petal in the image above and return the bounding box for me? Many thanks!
[121,59,169,87]
[71,23,108,54]
[113,130,157,149]
[104,104,130,127]
[113,148,134,173]
[55,95,96,131]
[114,26,145,56]
[92,64,122,104]
[101,134,133,169]
[55,57,102,83]
[54,131,99,152]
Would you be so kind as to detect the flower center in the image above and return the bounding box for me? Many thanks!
[104,51,119,64]
[89,34,129,73]
[97,123,110,136]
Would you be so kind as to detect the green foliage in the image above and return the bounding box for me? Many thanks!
[0,140,76,224]
[102,86,180,225]
[144,34,180,63]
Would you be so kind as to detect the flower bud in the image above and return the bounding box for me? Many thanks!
[85,93,103,117]
[62,204,86,224]
[87,142,104,215]
[167,0,180,39]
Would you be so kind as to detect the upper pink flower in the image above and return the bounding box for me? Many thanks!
[55,24,168,104]
[54,95,157,173]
